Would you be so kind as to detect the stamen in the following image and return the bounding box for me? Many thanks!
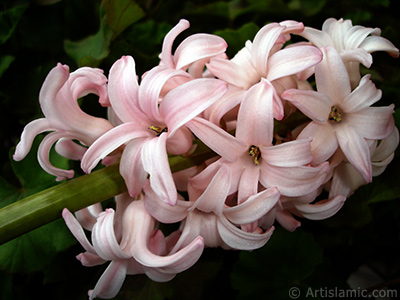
[329,106,342,123]
[249,145,261,165]
[148,125,168,136]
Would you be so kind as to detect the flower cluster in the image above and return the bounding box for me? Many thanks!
[14,18,399,299]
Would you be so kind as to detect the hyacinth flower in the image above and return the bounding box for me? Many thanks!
[158,19,228,78]
[206,20,323,122]
[81,56,228,206]
[13,63,114,181]
[298,17,400,88]
[143,169,278,251]
[62,193,204,299]
[186,79,330,203]
[327,127,399,199]
[282,46,395,183]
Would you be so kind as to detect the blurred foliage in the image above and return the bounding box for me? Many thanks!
[0,0,399,299]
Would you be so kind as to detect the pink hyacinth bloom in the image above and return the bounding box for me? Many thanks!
[143,171,278,251]
[206,21,322,121]
[81,56,228,206]
[159,19,228,78]
[299,17,400,87]
[62,193,204,300]
[13,63,113,181]
[282,46,395,183]
[329,127,399,198]
[186,79,330,200]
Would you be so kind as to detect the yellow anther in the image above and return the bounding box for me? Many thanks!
[249,145,261,165]
[329,106,342,123]
[148,125,168,136]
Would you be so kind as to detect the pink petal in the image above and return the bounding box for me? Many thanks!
[89,260,128,300]
[316,46,351,104]
[62,208,96,253]
[205,85,245,125]
[37,131,75,181]
[69,67,109,105]
[347,105,395,140]
[123,201,204,272]
[344,25,381,49]
[92,209,131,260]
[143,183,191,223]
[189,164,231,215]
[275,210,301,232]
[13,118,52,161]
[267,45,322,82]
[160,78,228,136]
[260,162,330,197]
[207,49,259,89]
[159,19,190,68]
[217,216,274,250]
[138,66,191,122]
[237,163,260,204]
[108,56,146,123]
[185,117,247,162]
[174,33,228,70]
[360,35,400,57]
[77,252,105,267]
[261,139,312,167]
[141,133,177,206]
[55,138,87,161]
[75,203,103,231]
[224,187,280,225]
[299,27,334,48]
[340,49,372,68]
[282,88,331,123]
[251,23,285,76]
[336,126,373,183]
[298,122,338,165]
[40,63,113,145]
[81,123,150,173]
[236,79,275,146]
[119,138,148,197]
[293,195,346,220]
[39,63,70,126]
[341,74,382,112]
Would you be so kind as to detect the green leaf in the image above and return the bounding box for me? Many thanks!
[103,0,145,37]
[64,16,113,67]
[0,55,15,78]
[0,4,28,44]
[214,23,259,58]
[287,0,327,16]
[231,227,323,299]
[0,137,74,273]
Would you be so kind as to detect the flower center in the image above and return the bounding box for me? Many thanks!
[148,125,168,136]
[328,106,342,123]
[248,145,262,165]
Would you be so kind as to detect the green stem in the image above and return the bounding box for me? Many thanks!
[0,139,218,245]
[0,163,126,245]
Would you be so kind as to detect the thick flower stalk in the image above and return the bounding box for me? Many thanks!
[9,18,398,299]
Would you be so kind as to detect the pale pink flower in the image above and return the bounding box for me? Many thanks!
[159,19,228,78]
[298,17,399,87]
[143,169,278,251]
[81,56,227,206]
[282,46,395,183]
[206,21,322,121]
[186,79,330,201]
[62,193,204,300]
[13,63,113,181]
[328,127,399,198]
